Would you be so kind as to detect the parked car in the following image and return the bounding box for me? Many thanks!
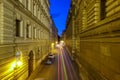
[42,56,54,65]
[45,59,52,65]
[42,58,52,65]
[48,54,55,59]
[42,53,56,65]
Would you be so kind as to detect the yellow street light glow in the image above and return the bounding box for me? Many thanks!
[12,62,16,68]
[55,41,58,44]
[10,62,16,71]
[51,43,55,49]
[51,43,54,46]
[10,61,22,71]
[60,40,64,43]
[17,61,22,67]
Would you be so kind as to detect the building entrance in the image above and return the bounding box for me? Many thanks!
[28,51,34,76]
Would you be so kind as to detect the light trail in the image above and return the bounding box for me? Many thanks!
[58,48,60,80]
[63,47,79,80]
[60,48,68,80]
[57,46,79,80]
[61,47,74,80]
[58,48,65,80]
[60,51,64,80]
[60,48,64,80]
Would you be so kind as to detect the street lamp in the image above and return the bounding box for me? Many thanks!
[10,60,22,70]
[16,51,22,66]
[10,51,23,70]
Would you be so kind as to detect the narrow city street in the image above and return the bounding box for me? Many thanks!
[33,45,80,80]
[1,0,120,79]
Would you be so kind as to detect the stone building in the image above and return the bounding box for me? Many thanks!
[49,18,58,54]
[0,0,51,79]
[64,0,120,80]
[51,18,58,43]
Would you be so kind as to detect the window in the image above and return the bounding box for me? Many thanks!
[33,27,37,39]
[16,19,20,37]
[38,9,40,19]
[41,31,43,39]
[28,0,31,11]
[38,29,40,39]
[33,2,37,16]
[26,0,31,10]
[26,0,28,9]
[100,0,106,20]
[26,24,29,38]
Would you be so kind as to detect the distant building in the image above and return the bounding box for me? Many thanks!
[64,0,120,80]
[50,18,58,44]
[0,0,51,79]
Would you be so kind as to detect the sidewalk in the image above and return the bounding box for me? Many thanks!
[27,63,44,80]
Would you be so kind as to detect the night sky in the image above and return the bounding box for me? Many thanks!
[50,0,71,36]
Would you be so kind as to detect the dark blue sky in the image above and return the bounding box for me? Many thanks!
[50,0,71,36]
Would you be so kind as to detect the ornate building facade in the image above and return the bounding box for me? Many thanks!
[0,0,52,79]
[65,0,120,80]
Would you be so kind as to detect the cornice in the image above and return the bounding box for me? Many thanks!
[0,44,16,47]
[45,0,50,8]
[38,0,50,23]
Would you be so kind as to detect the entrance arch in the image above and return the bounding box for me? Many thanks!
[28,50,34,76]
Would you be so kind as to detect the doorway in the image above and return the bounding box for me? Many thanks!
[28,51,34,76]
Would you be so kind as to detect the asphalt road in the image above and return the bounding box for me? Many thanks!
[34,46,80,80]
[34,54,58,80]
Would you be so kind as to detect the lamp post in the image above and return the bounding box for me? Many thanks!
[12,51,22,79]
[16,51,22,67]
